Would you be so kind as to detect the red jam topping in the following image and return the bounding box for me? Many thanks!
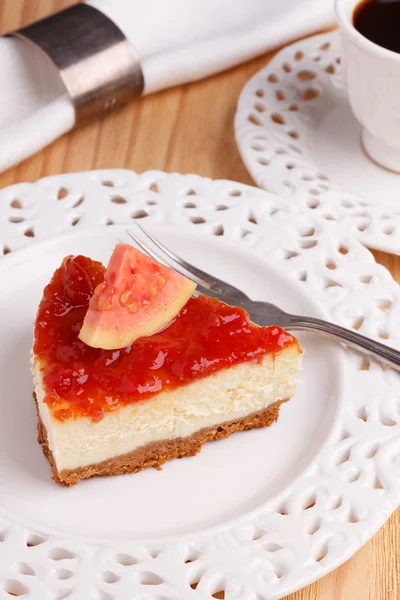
[34,256,297,422]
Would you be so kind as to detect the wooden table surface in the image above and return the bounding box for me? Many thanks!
[1,1,399,598]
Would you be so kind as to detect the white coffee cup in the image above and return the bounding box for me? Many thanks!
[336,0,400,172]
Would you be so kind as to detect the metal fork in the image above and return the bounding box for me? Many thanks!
[127,226,400,371]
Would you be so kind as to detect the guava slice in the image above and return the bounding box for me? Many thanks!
[78,243,197,349]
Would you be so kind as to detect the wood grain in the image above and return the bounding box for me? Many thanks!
[0,2,399,598]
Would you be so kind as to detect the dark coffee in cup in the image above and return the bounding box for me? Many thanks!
[354,0,400,54]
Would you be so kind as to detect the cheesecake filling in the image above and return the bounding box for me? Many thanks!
[34,346,301,472]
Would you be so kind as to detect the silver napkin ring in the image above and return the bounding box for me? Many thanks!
[9,4,144,125]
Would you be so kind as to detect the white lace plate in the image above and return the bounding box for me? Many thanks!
[0,169,399,600]
[235,30,400,256]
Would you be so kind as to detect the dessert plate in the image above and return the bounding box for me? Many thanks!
[0,170,400,599]
[235,30,400,256]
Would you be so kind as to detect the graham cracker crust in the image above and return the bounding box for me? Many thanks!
[35,397,287,486]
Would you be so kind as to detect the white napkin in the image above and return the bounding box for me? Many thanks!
[0,0,335,172]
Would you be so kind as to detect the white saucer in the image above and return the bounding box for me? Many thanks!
[235,31,400,255]
[0,169,400,599]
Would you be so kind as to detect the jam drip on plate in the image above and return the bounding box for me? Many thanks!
[34,255,297,421]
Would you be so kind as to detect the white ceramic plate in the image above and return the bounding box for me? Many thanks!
[0,170,400,600]
[235,31,400,256]
[0,225,341,540]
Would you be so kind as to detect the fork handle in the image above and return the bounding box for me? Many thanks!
[288,316,400,371]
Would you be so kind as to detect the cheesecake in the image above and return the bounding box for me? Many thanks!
[32,254,302,486]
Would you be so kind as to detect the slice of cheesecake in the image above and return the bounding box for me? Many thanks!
[32,255,302,486]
